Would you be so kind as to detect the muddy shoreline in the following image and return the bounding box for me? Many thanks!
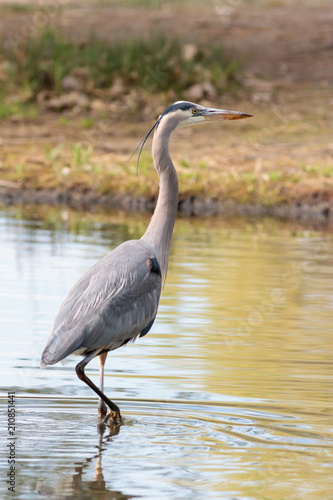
[1,187,332,228]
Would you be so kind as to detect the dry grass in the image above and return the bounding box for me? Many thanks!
[1,84,333,209]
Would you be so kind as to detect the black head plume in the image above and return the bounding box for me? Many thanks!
[126,116,162,174]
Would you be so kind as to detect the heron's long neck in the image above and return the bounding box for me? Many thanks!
[141,120,179,277]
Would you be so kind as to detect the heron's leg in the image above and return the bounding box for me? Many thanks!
[97,352,108,417]
[75,351,122,425]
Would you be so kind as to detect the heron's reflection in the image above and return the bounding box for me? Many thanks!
[37,422,134,499]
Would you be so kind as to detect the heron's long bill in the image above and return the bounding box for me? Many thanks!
[203,109,252,121]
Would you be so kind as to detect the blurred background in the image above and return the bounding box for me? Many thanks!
[0,0,332,222]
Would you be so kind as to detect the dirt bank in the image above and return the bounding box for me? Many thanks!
[1,185,332,229]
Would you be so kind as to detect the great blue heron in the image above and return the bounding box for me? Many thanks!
[41,101,252,425]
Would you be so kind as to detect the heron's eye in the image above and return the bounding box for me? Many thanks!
[192,108,197,115]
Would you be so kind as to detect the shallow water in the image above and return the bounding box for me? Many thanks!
[1,206,333,499]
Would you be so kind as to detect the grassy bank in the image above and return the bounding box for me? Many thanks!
[0,16,333,225]
[1,28,237,111]
[1,96,332,217]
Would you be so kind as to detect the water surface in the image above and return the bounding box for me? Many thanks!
[1,206,332,499]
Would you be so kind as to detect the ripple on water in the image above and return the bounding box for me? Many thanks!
[1,209,333,499]
[3,395,330,500]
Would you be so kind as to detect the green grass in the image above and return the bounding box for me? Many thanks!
[80,118,95,129]
[301,163,333,178]
[0,99,38,119]
[105,0,198,7]
[0,3,36,13]
[70,143,93,169]
[2,29,238,98]
[45,144,64,162]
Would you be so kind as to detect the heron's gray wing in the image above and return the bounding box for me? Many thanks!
[41,240,162,366]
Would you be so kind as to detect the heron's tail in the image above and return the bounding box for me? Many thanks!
[40,327,82,369]
[40,343,56,369]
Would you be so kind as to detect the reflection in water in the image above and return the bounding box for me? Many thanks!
[1,206,333,499]
[36,424,132,500]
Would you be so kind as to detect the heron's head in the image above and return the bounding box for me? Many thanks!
[159,100,252,130]
[129,100,252,171]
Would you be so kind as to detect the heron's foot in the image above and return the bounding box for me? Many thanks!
[103,410,123,426]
